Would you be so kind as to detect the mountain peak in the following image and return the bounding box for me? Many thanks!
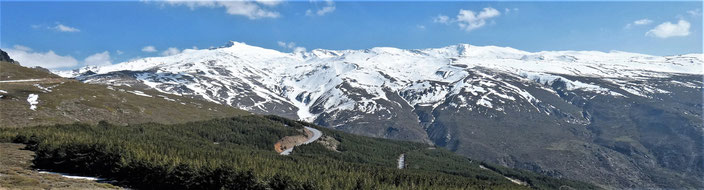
[219,41,253,49]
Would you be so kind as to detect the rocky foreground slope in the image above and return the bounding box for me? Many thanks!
[0,61,248,128]
[56,42,703,188]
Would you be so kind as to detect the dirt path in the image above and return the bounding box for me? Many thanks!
[275,126,322,155]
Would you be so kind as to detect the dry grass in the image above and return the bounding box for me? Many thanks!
[0,62,249,129]
[0,143,120,190]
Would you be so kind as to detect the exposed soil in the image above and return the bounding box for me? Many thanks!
[317,136,340,152]
[274,129,313,153]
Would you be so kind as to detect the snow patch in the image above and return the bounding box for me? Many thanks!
[128,90,152,97]
[33,84,59,92]
[397,154,405,169]
[55,42,703,121]
[38,171,104,181]
[157,95,176,101]
[0,79,43,83]
[27,94,39,110]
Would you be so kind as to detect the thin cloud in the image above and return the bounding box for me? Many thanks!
[434,7,501,32]
[277,41,295,49]
[433,15,450,24]
[306,0,335,16]
[142,46,158,53]
[254,0,282,7]
[84,51,113,67]
[633,19,652,25]
[154,0,280,19]
[161,47,181,56]
[12,45,32,52]
[504,8,518,14]
[687,9,701,17]
[32,23,80,32]
[646,20,690,38]
[51,23,80,32]
[277,41,306,54]
[625,19,652,29]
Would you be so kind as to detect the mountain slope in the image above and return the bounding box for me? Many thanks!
[0,115,598,189]
[55,42,703,188]
[0,61,248,128]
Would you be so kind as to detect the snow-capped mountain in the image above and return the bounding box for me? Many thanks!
[57,41,701,123]
[57,42,703,188]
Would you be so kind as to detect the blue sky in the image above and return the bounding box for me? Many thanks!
[1,1,701,70]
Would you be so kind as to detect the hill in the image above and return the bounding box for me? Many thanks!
[59,42,704,188]
[0,115,598,189]
[0,61,248,128]
[0,59,597,189]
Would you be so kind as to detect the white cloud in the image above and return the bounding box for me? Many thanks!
[306,0,335,16]
[277,41,305,53]
[416,25,426,30]
[5,45,79,69]
[277,41,296,49]
[625,18,653,29]
[293,47,307,54]
[504,8,518,14]
[161,47,181,56]
[687,9,701,17]
[12,45,32,52]
[50,23,80,32]
[433,15,450,24]
[456,7,500,31]
[254,0,281,6]
[6,45,120,69]
[83,51,112,67]
[433,7,501,31]
[142,46,158,53]
[159,0,280,19]
[646,20,691,38]
[116,50,124,55]
[633,19,652,25]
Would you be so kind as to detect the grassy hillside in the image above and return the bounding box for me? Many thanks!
[0,61,60,80]
[0,62,248,128]
[0,143,120,189]
[0,115,598,189]
[0,61,597,189]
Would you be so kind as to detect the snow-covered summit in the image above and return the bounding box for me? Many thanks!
[56,42,703,126]
[59,42,702,78]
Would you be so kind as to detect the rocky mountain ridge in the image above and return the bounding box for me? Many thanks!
[54,42,703,188]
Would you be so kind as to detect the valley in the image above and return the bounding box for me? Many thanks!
[0,58,597,189]
[2,1,701,189]
[57,42,703,188]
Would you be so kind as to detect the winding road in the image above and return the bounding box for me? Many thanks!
[280,126,322,155]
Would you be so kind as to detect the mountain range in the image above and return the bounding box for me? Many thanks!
[0,51,597,189]
[56,42,703,188]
